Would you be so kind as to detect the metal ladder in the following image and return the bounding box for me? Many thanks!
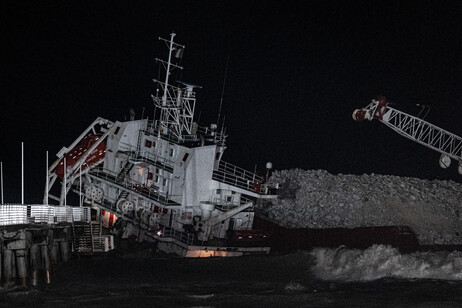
[71,222,94,254]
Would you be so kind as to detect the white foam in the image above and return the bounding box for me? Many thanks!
[311,245,462,281]
[284,282,306,292]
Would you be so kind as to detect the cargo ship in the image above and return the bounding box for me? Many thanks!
[44,33,279,257]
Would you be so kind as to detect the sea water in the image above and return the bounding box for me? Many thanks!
[1,245,461,307]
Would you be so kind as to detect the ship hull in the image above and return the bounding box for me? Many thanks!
[253,216,422,253]
[157,241,270,257]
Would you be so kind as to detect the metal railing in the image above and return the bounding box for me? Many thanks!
[209,196,254,211]
[88,167,182,206]
[159,226,194,245]
[93,235,114,252]
[144,120,227,146]
[212,160,265,193]
[119,141,175,171]
[0,204,90,227]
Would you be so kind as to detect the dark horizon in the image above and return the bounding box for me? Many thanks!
[2,1,462,203]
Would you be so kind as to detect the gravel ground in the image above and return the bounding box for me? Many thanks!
[258,169,462,245]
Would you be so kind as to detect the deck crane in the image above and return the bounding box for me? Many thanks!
[353,96,462,175]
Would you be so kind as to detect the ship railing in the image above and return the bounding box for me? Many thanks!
[79,194,118,213]
[118,141,175,170]
[145,120,226,146]
[159,226,194,245]
[130,152,175,173]
[93,234,115,252]
[90,167,119,181]
[89,167,182,206]
[0,204,91,227]
[209,196,254,211]
[195,125,227,145]
[212,160,267,193]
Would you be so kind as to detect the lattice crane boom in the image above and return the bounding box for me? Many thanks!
[353,96,462,174]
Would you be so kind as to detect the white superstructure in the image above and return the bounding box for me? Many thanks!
[45,33,278,257]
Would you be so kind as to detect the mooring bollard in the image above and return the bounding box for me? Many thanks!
[3,249,14,287]
[40,245,51,284]
[15,250,28,287]
[60,241,69,263]
[29,244,41,286]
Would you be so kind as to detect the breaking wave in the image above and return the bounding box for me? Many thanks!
[311,244,462,281]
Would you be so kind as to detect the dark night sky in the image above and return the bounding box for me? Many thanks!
[2,1,462,203]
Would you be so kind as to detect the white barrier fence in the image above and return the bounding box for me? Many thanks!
[0,204,91,226]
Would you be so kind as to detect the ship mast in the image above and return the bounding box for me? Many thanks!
[161,33,176,106]
[152,33,198,142]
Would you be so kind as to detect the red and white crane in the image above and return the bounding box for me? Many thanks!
[353,96,462,175]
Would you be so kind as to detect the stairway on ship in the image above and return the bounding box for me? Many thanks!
[72,221,105,253]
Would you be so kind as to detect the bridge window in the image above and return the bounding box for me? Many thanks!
[145,140,152,148]
[182,153,189,162]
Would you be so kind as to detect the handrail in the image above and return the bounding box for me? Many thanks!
[0,204,91,226]
[88,167,182,206]
[144,120,226,146]
[212,160,265,193]
[217,160,264,182]
[159,226,194,245]
[118,141,176,170]
[208,195,254,211]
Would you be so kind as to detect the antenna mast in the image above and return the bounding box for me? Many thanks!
[21,142,24,205]
[217,56,229,127]
[152,33,199,141]
[1,161,3,204]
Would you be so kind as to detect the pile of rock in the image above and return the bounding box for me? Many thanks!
[258,169,462,245]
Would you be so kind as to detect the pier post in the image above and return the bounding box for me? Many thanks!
[29,245,41,286]
[3,249,14,287]
[0,248,2,283]
[41,245,51,284]
[60,241,70,263]
[15,250,28,287]
[12,249,17,283]
[50,241,59,264]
